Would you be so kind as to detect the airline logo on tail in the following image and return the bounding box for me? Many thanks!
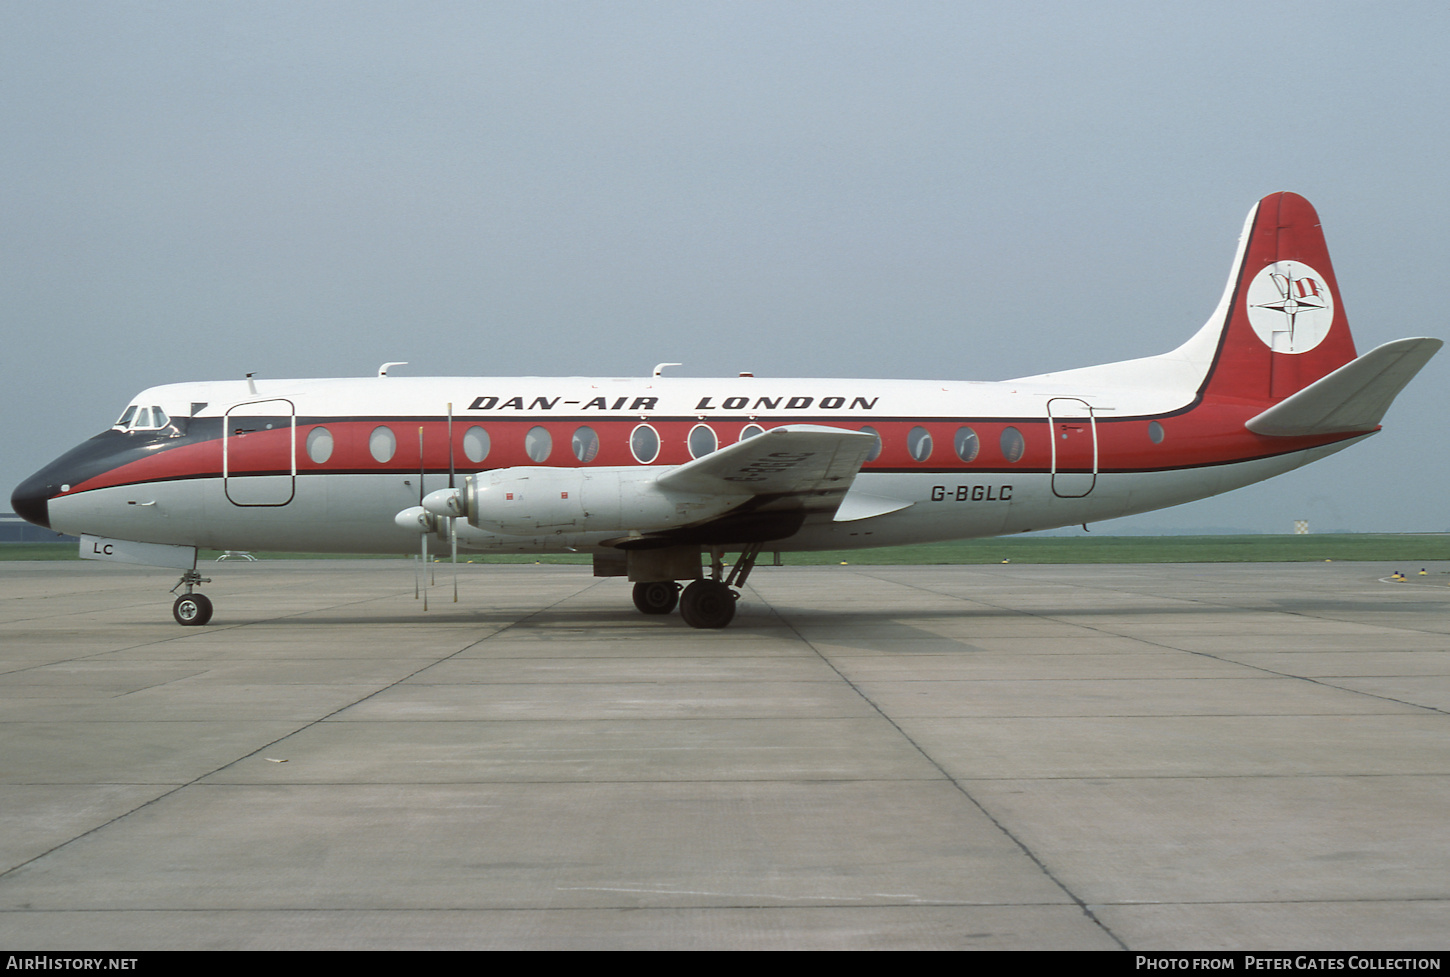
[1247,260,1334,354]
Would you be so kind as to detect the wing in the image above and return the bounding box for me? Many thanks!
[654,424,877,516]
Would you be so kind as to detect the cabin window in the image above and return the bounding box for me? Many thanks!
[115,406,138,429]
[631,424,660,463]
[739,424,764,442]
[907,426,933,462]
[1148,421,1165,444]
[150,407,169,428]
[688,424,718,459]
[572,426,599,463]
[369,426,397,463]
[463,426,490,464]
[954,427,980,463]
[306,427,334,464]
[133,407,153,429]
[525,426,552,463]
[859,426,882,462]
[1000,426,1025,463]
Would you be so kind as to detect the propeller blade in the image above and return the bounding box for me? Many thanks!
[448,402,458,603]
[419,426,435,588]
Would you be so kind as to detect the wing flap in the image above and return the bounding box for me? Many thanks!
[833,491,914,522]
[1245,338,1441,437]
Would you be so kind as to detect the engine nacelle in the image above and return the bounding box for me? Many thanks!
[427,467,743,535]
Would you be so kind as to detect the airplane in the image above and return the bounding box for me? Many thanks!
[10,192,1441,629]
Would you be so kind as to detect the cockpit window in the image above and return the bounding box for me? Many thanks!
[114,404,176,432]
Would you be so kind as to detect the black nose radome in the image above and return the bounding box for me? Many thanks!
[11,473,53,530]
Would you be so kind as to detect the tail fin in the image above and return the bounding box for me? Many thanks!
[1194,192,1359,405]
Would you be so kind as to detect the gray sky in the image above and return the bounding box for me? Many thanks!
[4,1,1446,534]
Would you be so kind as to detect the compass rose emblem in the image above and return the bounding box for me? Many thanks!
[1245,261,1334,353]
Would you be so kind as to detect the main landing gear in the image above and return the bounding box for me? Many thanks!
[171,569,213,626]
[633,544,762,630]
[679,579,736,629]
[632,580,680,614]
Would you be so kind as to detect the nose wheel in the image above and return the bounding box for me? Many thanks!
[172,592,213,626]
[170,569,213,626]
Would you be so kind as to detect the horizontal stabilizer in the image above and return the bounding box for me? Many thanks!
[655,424,876,513]
[1245,338,1442,437]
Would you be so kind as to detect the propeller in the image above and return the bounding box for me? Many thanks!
[448,402,458,603]
[419,426,429,609]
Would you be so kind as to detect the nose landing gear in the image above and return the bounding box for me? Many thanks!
[171,569,213,626]
[172,592,213,626]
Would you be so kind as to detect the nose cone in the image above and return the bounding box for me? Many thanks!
[394,505,431,532]
[11,471,54,529]
[422,487,463,518]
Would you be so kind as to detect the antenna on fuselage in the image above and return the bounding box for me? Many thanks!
[245,373,258,395]
[652,362,682,377]
[378,362,408,377]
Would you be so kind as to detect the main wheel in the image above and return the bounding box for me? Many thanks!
[173,593,213,626]
[632,580,680,615]
[679,580,737,629]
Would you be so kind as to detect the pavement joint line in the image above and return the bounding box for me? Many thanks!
[741,577,1131,951]
[0,575,604,885]
[851,568,1450,719]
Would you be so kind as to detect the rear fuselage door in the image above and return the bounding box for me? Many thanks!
[1047,397,1097,498]
[223,399,296,506]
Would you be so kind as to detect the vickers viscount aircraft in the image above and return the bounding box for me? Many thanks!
[11,192,1441,628]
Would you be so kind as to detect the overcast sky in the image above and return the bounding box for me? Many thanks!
[3,2,1446,534]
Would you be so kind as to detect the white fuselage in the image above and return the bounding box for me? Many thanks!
[40,372,1364,556]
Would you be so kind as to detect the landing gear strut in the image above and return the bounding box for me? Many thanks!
[170,569,213,626]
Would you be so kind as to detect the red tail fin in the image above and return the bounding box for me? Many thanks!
[1201,192,1358,405]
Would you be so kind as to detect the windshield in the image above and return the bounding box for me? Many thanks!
[112,404,175,432]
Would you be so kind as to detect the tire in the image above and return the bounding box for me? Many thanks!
[632,581,679,615]
[173,593,213,626]
[679,580,737,629]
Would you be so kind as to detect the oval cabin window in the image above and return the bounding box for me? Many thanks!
[907,426,933,462]
[859,426,882,462]
[525,426,552,463]
[369,426,396,463]
[688,424,718,459]
[572,426,599,463]
[954,427,980,463]
[1000,426,1025,463]
[306,427,333,464]
[463,426,490,464]
[631,424,660,463]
